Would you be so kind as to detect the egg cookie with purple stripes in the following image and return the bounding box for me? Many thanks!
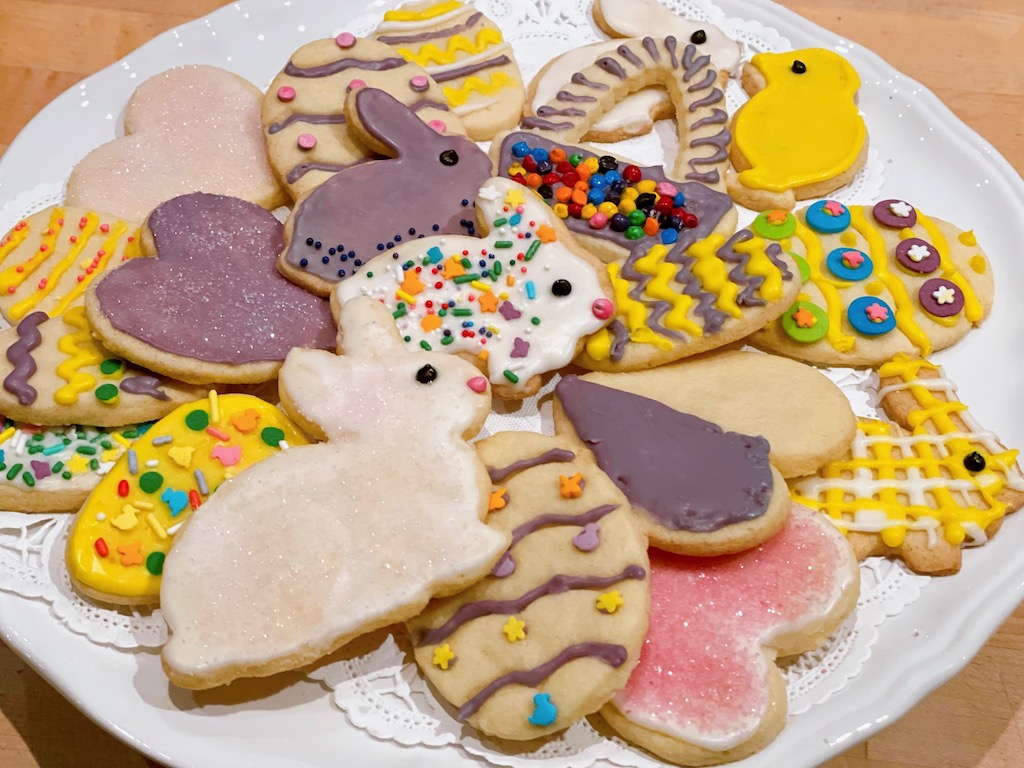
[407,431,649,740]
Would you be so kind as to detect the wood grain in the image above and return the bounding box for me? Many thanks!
[0,1,1022,767]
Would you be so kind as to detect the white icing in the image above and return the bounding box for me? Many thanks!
[425,41,511,77]
[374,2,468,34]
[160,297,508,683]
[451,94,500,116]
[334,178,609,389]
[597,0,741,71]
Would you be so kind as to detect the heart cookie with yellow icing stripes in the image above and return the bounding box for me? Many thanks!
[0,205,141,326]
[750,198,994,367]
[66,393,310,605]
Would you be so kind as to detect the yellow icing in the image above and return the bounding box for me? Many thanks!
[8,214,97,320]
[66,395,310,602]
[634,244,702,337]
[970,255,987,274]
[0,219,30,265]
[399,29,503,67]
[792,218,856,352]
[54,306,107,406]
[958,230,977,246]
[442,72,516,106]
[384,1,462,22]
[49,222,132,317]
[734,49,866,192]
[606,262,673,352]
[915,211,982,323]
[0,208,64,292]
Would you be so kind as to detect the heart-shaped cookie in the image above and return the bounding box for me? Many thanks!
[85,193,336,385]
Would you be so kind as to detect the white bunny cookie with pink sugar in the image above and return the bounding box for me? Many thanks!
[160,296,509,689]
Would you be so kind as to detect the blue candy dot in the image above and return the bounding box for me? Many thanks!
[848,296,896,336]
[826,247,873,281]
[511,141,530,158]
[806,200,851,234]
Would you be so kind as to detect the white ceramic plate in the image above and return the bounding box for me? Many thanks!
[2,1,1023,767]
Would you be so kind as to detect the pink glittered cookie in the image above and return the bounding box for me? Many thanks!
[66,65,285,222]
[602,504,859,765]
[85,193,336,385]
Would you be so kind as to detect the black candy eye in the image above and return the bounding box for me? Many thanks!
[791,60,807,74]
[551,279,572,297]
[690,29,707,45]
[963,451,986,472]
[439,150,459,166]
[415,364,438,384]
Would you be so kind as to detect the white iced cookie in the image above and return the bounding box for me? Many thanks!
[160,296,509,689]
[334,177,614,399]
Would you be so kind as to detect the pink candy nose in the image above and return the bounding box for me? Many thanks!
[591,298,614,320]
[467,376,488,393]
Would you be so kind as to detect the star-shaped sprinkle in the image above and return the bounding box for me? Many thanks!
[596,590,624,614]
[841,250,865,269]
[536,225,556,243]
[865,302,890,322]
[400,269,425,296]
[441,257,465,280]
[116,541,143,567]
[559,472,584,499]
[766,210,789,225]
[889,200,913,218]
[502,616,526,642]
[504,187,524,208]
[489,488,509,512]
[823,200,845,216]
[421,313,442,332]
[792,306,817,328]
[67,454,90,475]
[906,243,930,262]
[432,643,455,670]
[478,292,499,313]
[932,285,957,305]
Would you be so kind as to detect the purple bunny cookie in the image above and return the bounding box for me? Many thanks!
[279,87,494,297]
[85,192,336,385]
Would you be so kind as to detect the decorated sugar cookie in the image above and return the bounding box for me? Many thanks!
[493,133,798,371]
[264,35,464,200]
[373,0,526,141]
[0,420,145,513]
[602,504,859,765]
[750,199,993,366]
[0,206,140,325]
[407,432,649,740]
[279,87,493,297]
[554,374,791,556]
[334,177,613,397]
[66,66,284,221]
[728,49,868,211]
[160,297,508,689]
[793,355,1024,575]
[86,193,336,385]
[66,393,310,605]
[0,307,206,427]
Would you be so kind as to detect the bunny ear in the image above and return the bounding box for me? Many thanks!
[336,295,406,358]
[346,88,441,159]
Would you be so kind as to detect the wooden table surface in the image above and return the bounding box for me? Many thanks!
[0,1,1022,766]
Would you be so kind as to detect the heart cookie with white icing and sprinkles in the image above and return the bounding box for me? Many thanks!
[66,393,310,606]
[407,431,649,740]
[750,199,994,366]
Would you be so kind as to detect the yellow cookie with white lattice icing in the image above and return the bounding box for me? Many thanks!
[66,393,310,606]
[750,199,993,367]
[792,355,1024,575]
[373,1,525,141]
[407,432,649,740]
[0,307,205,427]
[0,206,140,325]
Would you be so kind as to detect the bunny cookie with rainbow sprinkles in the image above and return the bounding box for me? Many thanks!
[0,2,1023,768]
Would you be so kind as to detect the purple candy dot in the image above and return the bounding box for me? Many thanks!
[872,198,917,229]
[894,238,939,274]
[919,277,964,318]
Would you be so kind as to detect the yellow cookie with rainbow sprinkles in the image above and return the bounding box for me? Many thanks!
[66,393,309,606]
[0,205,140,325]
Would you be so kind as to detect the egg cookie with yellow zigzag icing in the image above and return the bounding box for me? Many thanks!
[0,205,141,326]
[373,0,525,141]
[750,198,993,367]
[791,355,1024,575]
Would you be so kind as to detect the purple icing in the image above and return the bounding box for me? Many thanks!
[690,108,729,130]
[119,375,171,401]
[642,36,661,62]
[687,69,717,92]
[492,503,618,577]
[284,56,407,79]
[498,300,522,321]
[665,35,679,69]
[616,44,643,69]
[919,277,964,317]
[607,319,629,363]
[894,237,940,274]
[681,43,711,81]
[572,523,601,552]
[407,98,449,113]
[689,87,724,112]
[511,337,530,358]
[536,106,587,118]
[376,11,483,45]
[570,71,608,90]
[3,311,45,406]
[490,552,516,578]
[268,112,346,135]
[30,460,51,481]
[487,447,576,483]
[872,199,918,229]
[596,57,627,80]
[432,54,511,83]
[457,643,628,722]
[556,90,596,103]
[556,376,774,533]
[93,193,336,365]
[520,116,575,132]
[284,89,492,285]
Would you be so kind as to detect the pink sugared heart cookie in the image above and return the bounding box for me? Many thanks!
[602,503,859,765]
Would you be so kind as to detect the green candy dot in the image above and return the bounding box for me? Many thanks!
[62,471,72,480]
[569,153,583,167]
[184,409,210,431]
[261,427,285,447]
[99,358,123,375]
[95,383,119,402]
[781,301,829,343]
[753,211,797,240]
[139,471,164,494]
[790,251,812,283]
[624,226,645,240]
[146,551,166,576]
[531,317,541,326]
[627,209,647,226]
